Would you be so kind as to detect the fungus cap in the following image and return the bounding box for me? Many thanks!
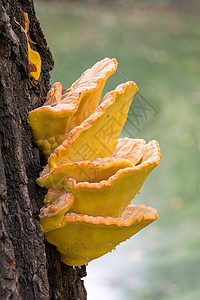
[39,189,74,233]
[48,81,138,169]
[64,140,161,217]
[45,204,159,266]
[37,138,145,189]
[43,82,63,106]
[28,58,118,157]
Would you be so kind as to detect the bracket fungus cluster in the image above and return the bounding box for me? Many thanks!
[29,58,161,267]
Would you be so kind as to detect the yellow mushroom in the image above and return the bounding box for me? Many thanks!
[44,204,158,266]
[28,58,117,157]
[37,138,145,189]
[27,58,162,267]
[63,140,161,217]
[48,81,138,169]
[43,82,63,106]
[39,189,74,233]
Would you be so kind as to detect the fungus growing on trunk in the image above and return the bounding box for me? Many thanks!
[39,189,74,233]
[64,140,161,217]
[29,58,161,266]
[37,138,146,189]
[28,58,117,157]
[45,204,158,266]
[48,81,138,169]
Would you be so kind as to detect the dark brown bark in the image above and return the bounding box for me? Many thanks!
[0,1,87,299]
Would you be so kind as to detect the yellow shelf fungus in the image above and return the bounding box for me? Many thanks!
[64,140,161,217]
[37,138,145,189]
[45,204,159,267]
[39,189,74,233]
[28,58,117,157]
[28,58,161,266]
[48,81,138,169]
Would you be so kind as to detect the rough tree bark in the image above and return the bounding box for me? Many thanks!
[0,1,87,299]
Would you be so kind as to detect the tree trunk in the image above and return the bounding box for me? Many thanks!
[0,1,87,299]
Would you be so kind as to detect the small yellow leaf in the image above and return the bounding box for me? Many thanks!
[28,44,41,80]
[15,9,41,80]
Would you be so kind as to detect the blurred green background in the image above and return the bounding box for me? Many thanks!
[35,1,200,299]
